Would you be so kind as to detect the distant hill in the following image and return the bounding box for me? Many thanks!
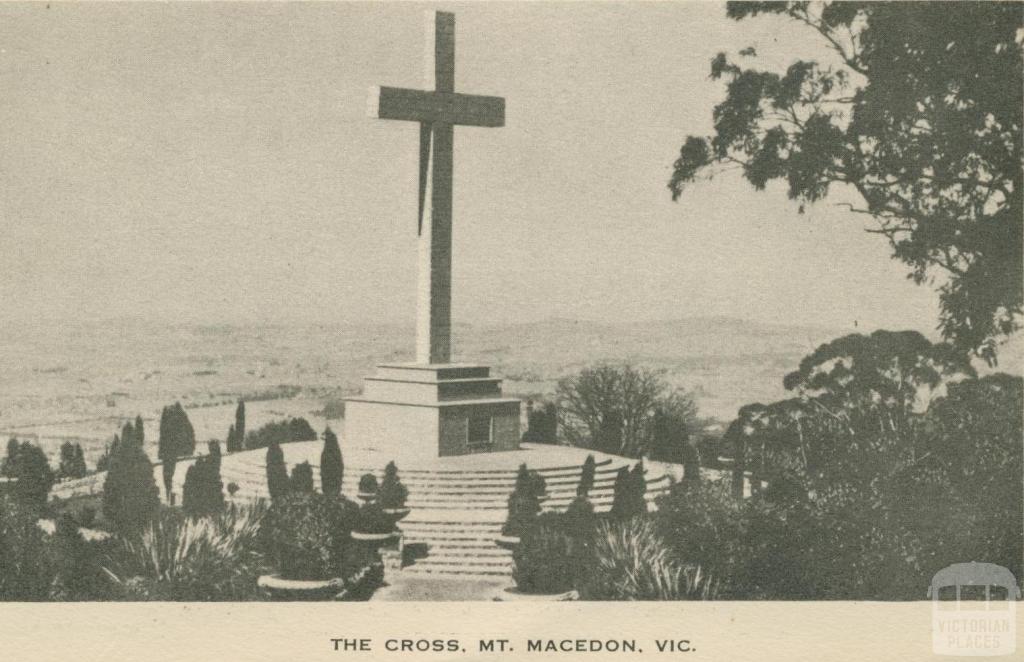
[2,318,1018,462]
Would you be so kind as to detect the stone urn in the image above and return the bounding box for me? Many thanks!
[257,574,344,601]
[494,586,579,601]
[494,534,520,550]
[350,530,396,547]
[381,506,411,522]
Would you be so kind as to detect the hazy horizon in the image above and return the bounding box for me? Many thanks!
[1,2,940,336]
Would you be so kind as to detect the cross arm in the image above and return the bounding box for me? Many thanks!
[368,86,505,128]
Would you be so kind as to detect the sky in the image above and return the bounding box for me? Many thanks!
[0,2,941,335]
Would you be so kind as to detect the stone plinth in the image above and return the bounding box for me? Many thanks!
[344,363,520,461]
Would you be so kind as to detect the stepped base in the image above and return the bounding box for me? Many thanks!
[345,363,521,461]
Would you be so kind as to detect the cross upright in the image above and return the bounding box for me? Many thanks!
[368,11,505,364]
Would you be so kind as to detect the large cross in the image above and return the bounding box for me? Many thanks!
[368,11,505,365]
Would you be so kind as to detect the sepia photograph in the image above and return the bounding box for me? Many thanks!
[0,0,1021,657]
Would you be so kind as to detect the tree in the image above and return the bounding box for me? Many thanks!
[235,399,245,450]
[669,2,1023,362]
[7,441,54,511]
[577,454,597,497]
[226,424,237,454]
[556,364,698,457]
[1,438,19,476]
[522,401,558,443]
[265,440,289,501]
[649,401,693,463]
[182,455,225,517]
[378,461,408,510]
[102,434,160,533]
[158,403,196,462]
[57,441,88,480]
[320,427,343,496]
[0,495,53,600]
[503,466,544,538]
[290,462,315,495]
[244,417,317,450]
[610,462,647,519]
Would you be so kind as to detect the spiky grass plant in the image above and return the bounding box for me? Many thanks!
[582,517,718,601]
[103,500,268,601]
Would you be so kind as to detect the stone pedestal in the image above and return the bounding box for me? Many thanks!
[344,363,520,462]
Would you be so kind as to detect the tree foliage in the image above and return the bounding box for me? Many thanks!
[3,440,54,511]
[378,461,408,510]
[158,403,195,461]
[102,430,160,533]
[320,427,343,497]
[522,401,558,443]
[609,462,647,519]
[557,364,699,458]
[669,2,1023,361]
[245,417,316,450]
[57,442,88,480]
[290,461,315,495]
[182,454,225,518]
[265,440,289,501]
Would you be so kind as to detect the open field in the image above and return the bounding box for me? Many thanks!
[4,317,1015,468]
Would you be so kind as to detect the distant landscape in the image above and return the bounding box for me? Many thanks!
[2,317,1017,468]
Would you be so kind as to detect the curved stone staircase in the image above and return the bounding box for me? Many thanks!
[218,452,670,579]
[52,444,674,581]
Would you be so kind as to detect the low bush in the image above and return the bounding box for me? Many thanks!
[0,495,54,600]
[358,473,379,496]
[290,462,315,495]
[258,493,358,581]
[378,462,408,510]
[355,502,395,535]
[246,418,317,450]
[512,513,578,595]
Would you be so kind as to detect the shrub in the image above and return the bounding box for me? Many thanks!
[502,465,544,538]
[522,401,558,443]
[0,495,53,600]
[355,502,394,534]
[578,455,596,496]
[564,494,598,539]
[581,517,717,600]
[227,482,240,498]
[245,417,316,450]
[358,473,378,496]
[259,493,358,580]
[512,513,577,595]
[1,438,19,477]
[290,462,315,495]
[610,462,647,519]
[654,480,745,593]
[378,462,408,509]
[57,442,88,480]
[102,435,160,533]
[48,513,114,600]
[6,441,54,511]
[265,440,289,501]
[182,455,225,517]
[105,502,268,600]
[320,427,343,497]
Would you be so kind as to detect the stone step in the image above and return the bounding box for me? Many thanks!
[231,457,619,478]
[413,547,512,559]
[402,565,511,578]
